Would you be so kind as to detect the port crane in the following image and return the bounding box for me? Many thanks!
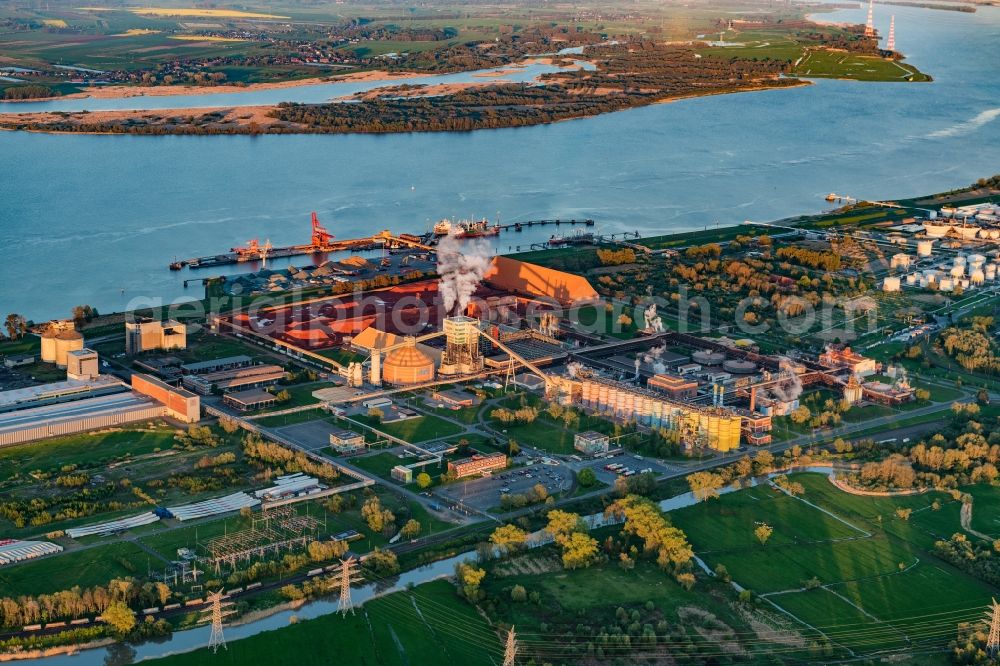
[311,212,334,248]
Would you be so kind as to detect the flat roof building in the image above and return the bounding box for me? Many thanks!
[125,319,186,355]
[330,428,366,453]
[391,465,414,484]
[647,373,698,400]
[66,348,99,381]
[574,431,610,456]
[448,452,507,479]
[131,373,200,423]
[223,388,277,412]
[182,364,286,395]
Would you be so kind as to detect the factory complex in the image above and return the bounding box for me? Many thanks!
[0,320,200,447]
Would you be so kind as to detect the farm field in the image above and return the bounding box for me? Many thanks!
[669,474,997,657]
[149,580,501,666]
[0,541,149,596]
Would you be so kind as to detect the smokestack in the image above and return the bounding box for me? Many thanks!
[436,230,493,317]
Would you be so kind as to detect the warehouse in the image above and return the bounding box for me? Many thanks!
[182,364,286,395]
[0,391,166,448]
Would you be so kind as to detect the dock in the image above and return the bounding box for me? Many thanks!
[169,214,595,271]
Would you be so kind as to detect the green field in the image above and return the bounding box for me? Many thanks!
[150,579,501,666]
[353,414,464,444]
[0,426,177,480]
[669,474,996,655]
[0,541,150,596]
[793,49,930,82]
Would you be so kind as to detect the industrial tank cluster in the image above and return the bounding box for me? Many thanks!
[39,320,84,369]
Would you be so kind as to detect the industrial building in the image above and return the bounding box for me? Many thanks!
[223,388,277,412]
[131,374,201,422]
[381,339,436,386]
[125,318,187,355]
[484,256,600,306]
[439,316,484,376]
[818,345,880,377]
[647,373,698,400]
[549,374,749,452]
[0,389,167,448]
[448,452,507,478]
[66,348,99,381]
[39,320,84,368]
[574,430,611,456]
[330,428,366,453]
[182,364,286,395]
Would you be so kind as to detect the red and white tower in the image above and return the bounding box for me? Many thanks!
[886,15,896,51]
[864,0,875,37]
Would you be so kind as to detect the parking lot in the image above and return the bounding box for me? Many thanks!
[582,451,678,485]
[435,461,571,511]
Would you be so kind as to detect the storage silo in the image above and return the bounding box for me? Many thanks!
[971,269,985,285]
[917,240,934,257]
[53,329,84,369]
[939,277,955,292]
[883,276,901,292]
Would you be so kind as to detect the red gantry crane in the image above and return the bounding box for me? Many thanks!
[311,212,334,249]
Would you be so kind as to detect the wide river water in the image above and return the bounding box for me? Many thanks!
[0,5,998,320]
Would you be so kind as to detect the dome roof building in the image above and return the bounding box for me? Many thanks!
[382,339,435,386]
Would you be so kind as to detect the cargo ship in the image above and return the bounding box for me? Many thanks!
[548,230,595,246]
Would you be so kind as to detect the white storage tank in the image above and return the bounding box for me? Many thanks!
[951,265,966,278]
[986,265,997,281]
[906,273,919,285]
[954,255,967,266]
[939,277,955,292]
[883,276,901,292]
[917,240,934,257]
[968,253,986,268]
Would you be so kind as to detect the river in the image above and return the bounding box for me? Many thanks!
[0,5,998,321]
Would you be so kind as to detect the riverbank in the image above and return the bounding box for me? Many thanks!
[0,71,424,104]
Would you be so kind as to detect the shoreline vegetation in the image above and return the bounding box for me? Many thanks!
[0,37,923,137]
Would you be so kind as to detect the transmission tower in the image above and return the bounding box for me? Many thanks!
[987,598,1000,657]
[200,590,235,654]
[502,626,518,666]
[864,0,875,37]
[336,557,362,616]
[886,15,896,51]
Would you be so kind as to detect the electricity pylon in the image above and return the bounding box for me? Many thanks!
[502,626,518,666]
[864,0,875,36]
[336,557,362,616]
[200,590,235,654]
[987,597,1000,657]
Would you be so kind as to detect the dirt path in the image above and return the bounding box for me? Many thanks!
[960,501,993,541]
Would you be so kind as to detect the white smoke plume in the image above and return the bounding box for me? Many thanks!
[436,230,493,316]
[764,357,803,403]
[566,361,585,378]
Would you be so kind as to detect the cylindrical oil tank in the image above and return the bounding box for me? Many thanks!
[986,265,997,280]
[692,350,725,366]
[906,273,919,285]
[883,276,901,292]
[917,240,933,257]
[971,269,985,285]
[951,265,965,278]
[939,277,955,292]
[722,359,757,374]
